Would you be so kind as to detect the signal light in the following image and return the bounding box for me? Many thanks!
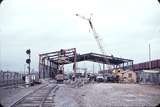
[26,59,31,64]
[0,0,3,4]
[26,49,31,54]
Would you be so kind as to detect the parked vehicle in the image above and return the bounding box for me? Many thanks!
[56,70,64,83]
[103,76,108,82]
[25,73,40,86]
[56,74,64,83]
[133,59,160,71]
[104,74,116,82]
[96,74,104,82]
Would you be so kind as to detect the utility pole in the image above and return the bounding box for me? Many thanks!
[149,44,151,69]
[0,40,1,71]
[93,63,94,74]
[24,64,26,75]
[73,48,77,81]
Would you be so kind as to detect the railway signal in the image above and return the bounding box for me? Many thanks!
[26,49,31,54]
[0,0,3,4]
[26,59,31,64]
[26,49,31,74]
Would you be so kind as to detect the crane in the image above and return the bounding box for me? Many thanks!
[75,13,112,70]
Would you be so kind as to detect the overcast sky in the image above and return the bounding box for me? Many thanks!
[0,0,160,72]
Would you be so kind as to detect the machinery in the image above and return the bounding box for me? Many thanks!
[56,69,64,83]
[76,13,112,71]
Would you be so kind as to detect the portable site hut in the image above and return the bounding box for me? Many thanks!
[138,70,160,85]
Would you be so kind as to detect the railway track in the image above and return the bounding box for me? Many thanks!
[11,84,58,107]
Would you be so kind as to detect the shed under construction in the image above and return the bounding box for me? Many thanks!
[39,48,133,79]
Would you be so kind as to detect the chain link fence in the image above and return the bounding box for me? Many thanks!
[0,70,25,87]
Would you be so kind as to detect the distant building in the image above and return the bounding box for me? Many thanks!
[138,70,160,85]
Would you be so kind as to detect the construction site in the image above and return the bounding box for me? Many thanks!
[0,0,160,107]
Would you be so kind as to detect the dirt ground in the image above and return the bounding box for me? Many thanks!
[55,83,160,107]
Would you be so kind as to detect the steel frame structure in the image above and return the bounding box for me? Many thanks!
[39,48,77,78]
[39,48,133,79]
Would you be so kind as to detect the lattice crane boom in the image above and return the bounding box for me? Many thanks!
[76,13,110,65]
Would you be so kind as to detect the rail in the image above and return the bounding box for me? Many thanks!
[11,84,58,107]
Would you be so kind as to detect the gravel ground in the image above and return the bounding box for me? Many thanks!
[1,81,160,107]
[55,83,160,107]
[0,79,50,107]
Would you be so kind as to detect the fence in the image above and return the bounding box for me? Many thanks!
[0,70,25,87]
